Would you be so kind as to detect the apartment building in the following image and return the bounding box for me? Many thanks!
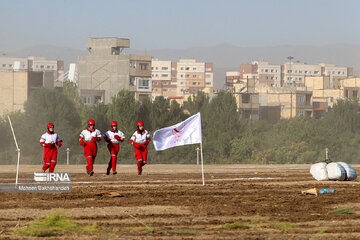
[0,55,64,85]
[78,38,152,105]
[151,60,175,99]
[151,59,214,101]
[0,71,49,116]
[227,61,352,89]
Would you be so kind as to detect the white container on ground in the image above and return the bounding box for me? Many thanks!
[310,162,328,181]
[326,162,346,181]
[337,162,357,181]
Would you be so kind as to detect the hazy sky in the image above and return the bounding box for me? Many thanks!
[0,0,359,51]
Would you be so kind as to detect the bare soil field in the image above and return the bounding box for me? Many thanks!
[1,164,360,239]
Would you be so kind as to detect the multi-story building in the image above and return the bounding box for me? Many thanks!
[227,61,352,89]
[0,55,64,85]
[151,60,174,99]
[0,71,51,116]
[0,55,65,115]
[78,38,152,105]
[151,59,214,101]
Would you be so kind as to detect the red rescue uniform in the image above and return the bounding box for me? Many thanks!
[130,129,150,174]
[40,131,62,172]
[79,128,101,174]
[104,129,125,173]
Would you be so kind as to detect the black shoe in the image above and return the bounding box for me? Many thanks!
[113,171,117,175]
[89,170,94,176]
[106,169,110,175]
[138,172,142,175]
[86,167,89,175]
[42,170,46,173]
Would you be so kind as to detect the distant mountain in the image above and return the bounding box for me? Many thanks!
[3,43,360,89]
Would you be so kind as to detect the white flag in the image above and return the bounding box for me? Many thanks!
[153,112,202,151]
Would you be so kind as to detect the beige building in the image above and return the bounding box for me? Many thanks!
[0,55,64,86]
[0,71,49,116]
[260,87,313,119]
[151,59,214,102]
[151,60,174,99]
[78,38,152,105]
[227,60,352,89]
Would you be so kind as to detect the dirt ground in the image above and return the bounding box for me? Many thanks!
[1,164,360,239]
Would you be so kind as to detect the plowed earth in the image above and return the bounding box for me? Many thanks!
[1,164,360,239]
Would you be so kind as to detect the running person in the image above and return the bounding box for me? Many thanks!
[104,121,125,175]
[79,119,101,176]
[130,121,150,175]
[40,123,62,172]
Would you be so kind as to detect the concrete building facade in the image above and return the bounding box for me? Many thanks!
[78,38,152,105]
[227,60,352,89]
[151,59,214,101]
[0,71,51,116]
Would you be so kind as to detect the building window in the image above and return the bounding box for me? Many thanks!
[193,82,197,85]
[186,74,189,77]
[265,69,268,73]
[163,89,168,92]
[47,65,50,69]
[2,64,5,67]
[206,82,211,85]
[171,74,176,78]
[353,90,358,99]
[161,74,168,77]
[130,61,136,69]
[130,76,136,86]
[162,67,168,70]
[297,95,305,105]
[193,67,196,70]
[185,67,189,70]
[193,75,196,78]
[180,67,184,70]
[9,64,13,67]
[94,96,102,104]
[171,67,176,70]
[297,110,304,117]
[139,63,148,70]
[206,74,211,78]
[83,96,91,104]
[205,67,212,71]
[137,78,151,91]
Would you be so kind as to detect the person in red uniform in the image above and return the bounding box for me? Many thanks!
[130,121,150,175]
[104,121,125,175]
[79,119,101,176]
[40,123,62,172]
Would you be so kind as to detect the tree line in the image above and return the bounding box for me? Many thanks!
[1,81,359,165]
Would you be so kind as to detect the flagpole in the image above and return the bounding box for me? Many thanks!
[200,142,205,186]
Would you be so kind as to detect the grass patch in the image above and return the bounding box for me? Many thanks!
[125,218,154,233]
[168,229,199,235]
[144,219,154,233]
[269,221,296,231]
[219,222,250,230]
[331,207,354,214]
[309,226,329,240]
[13,210,98,237]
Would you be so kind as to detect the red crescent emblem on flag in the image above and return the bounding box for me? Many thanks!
[174,128,180,133]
